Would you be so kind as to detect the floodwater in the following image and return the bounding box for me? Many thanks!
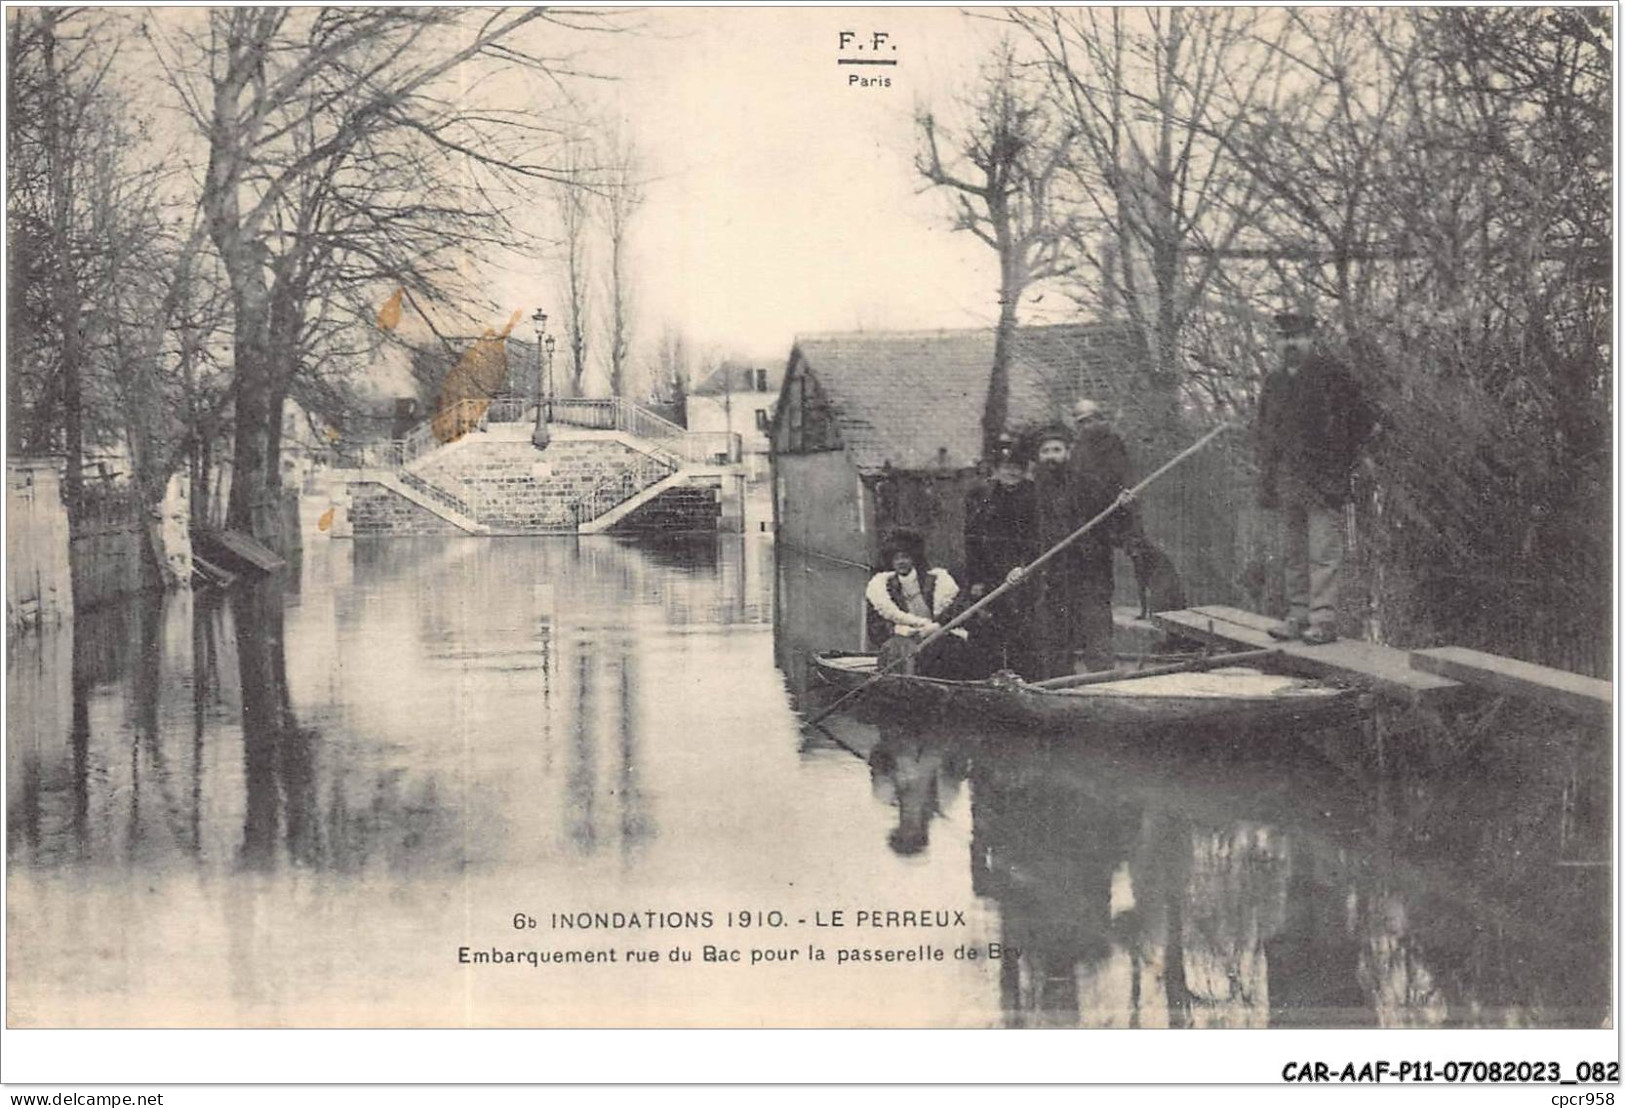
[5,534,1612,1028]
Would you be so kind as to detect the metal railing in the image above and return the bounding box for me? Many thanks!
[481,397,531,424]
[549,397,741,464]
[337,396,740,470]
[398,468,481,523]
[568,453,677,528]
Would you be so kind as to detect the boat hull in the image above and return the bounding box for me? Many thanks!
[812,652,1360,733]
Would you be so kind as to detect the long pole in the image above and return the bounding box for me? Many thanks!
[803,421,1232,727]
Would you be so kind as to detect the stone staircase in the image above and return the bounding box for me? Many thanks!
[605,481,723,536]
[339,397,740,536]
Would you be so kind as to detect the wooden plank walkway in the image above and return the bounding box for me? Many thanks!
[1151,605,1461,704]
[1411,646,1612,723]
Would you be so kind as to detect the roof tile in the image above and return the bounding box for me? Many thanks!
[792,322,1146,473]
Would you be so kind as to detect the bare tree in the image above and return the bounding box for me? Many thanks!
[6,9,117,499]
[600,123,645,399]
[1013,7,1285,400]
[917,41,1073,457]
[8,9,230,582]
[651,321,689,425]
[167,8,602,546]
[555,137,594,396]
[1184,7,1609,664]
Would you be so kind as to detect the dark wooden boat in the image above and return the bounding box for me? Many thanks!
[812,651,1361,732]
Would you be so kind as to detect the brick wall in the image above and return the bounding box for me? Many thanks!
[348,482,467,536]
[413,437,658,531]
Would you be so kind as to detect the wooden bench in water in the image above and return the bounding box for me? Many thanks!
[1410,646,1612,723]
[1151,605,1462,705]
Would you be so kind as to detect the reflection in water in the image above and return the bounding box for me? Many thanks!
[616,645,651,858]
[959,724,1610,1028]
[569,645,598,853]
[969,740,1137,1027]
[6,529,1612,1028]
[15,533,874,1027]
[774,537,1611,1028]
[868,719,966,858]
[773,544,870,708]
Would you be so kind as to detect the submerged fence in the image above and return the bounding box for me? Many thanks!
[69,480,149,611]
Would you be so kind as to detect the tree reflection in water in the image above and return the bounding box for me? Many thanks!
[841,708,1611,1029]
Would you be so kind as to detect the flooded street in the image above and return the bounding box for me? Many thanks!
[7,534,1611,1028]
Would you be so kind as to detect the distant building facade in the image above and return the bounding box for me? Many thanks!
[687,362,782,481]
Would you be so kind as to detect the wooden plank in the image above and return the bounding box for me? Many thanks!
[1033,648,1280,690]
[1411,646,1612,722]
[1151,605,1462,704]
[197,529,286,575]
[191,554,238,589]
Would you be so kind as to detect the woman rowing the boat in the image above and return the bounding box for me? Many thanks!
[864,528,976,679]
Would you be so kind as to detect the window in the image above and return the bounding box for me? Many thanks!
[755,368,768,392]
[755,409,770,432]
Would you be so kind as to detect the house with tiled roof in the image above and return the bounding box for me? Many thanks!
[769,321,1155,569]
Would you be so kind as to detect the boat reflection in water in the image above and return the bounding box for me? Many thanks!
[781,545,1611,1029]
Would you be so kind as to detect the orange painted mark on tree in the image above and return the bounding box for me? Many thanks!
[377,288,405,331]
[317,507,335,532]
[433,310,523,444]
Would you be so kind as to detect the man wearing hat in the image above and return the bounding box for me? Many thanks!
[1068,396,1139,571]
[1069,399,1133,498]
[1020,422,1120,678]
[1256,311,1377,644]
[963,431,1039,676]
[865,527,973,677]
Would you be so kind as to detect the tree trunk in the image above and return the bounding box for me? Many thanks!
[1150,11,1183,391]
[226,351,274,536]
[42,18,85,508]
[984,198,1021,459]
[222,267,277,539]
[609,234,627,398]
[986,288,1019,459]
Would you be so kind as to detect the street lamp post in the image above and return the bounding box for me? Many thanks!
[531,308,550,449]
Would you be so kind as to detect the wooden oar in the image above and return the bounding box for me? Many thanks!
[1029,648,1281,691]
[802,421,1233,728]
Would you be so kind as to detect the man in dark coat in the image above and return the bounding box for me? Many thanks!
[963,432,1039,677]
[1064,402,1133,672]
[1069,399,1135,534]
[1256,311,1376,645]
[1019,424,1121,679]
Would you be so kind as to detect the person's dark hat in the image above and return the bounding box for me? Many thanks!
[881,527,927,565]
[1029,422,1073,448]
[988,431,1027,467]
[1273,311,1319,337]
[888,824,929,857]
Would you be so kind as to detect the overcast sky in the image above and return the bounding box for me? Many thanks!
[119,9,1034,387]
[487,8,1025,369]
